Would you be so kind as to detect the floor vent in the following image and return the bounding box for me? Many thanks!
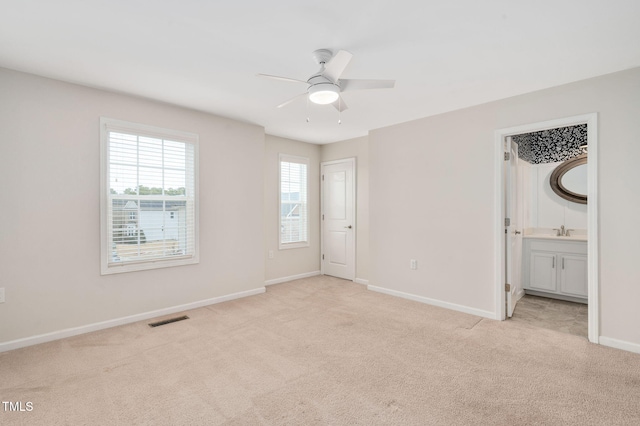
[148,315,189,328]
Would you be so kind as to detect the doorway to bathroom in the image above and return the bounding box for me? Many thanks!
[495,113,599,343]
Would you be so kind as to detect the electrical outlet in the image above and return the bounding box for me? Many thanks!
[0,288,5,303]
[268,250,274,259]
[410,259,417,270]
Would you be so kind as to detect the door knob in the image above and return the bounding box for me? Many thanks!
[344,225,352,229]
[514,230,521,235]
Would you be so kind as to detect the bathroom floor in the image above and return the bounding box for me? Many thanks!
[510,294,588,338]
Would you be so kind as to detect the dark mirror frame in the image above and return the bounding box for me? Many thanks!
[550,154,587,204]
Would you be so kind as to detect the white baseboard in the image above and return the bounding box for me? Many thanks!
[599,336,640,355]
[367,284,495,319]
[354,278,369,285]
[264,271,320,286]
[0,287,266,353]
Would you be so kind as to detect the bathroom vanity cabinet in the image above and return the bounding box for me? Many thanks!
[522,237,587,303]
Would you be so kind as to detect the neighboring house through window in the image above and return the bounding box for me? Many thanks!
[279,154,309,249]
[100,118,199,274]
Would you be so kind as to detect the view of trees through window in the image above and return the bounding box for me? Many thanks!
[110,185,186,196]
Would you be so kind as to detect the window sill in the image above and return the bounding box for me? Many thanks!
[101,255,199,275]
[279,242,310,250]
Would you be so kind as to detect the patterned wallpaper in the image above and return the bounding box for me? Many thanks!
[512,124,587,164]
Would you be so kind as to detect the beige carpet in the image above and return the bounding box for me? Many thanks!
[2,276,640,425]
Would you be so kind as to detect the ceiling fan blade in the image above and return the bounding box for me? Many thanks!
[256,73,307,84]
[322,50,353,83]
[332,96,348,112]
[339,79,395,92]
[277,93,308,109]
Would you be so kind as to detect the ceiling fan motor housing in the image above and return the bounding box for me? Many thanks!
[307,74,340,104]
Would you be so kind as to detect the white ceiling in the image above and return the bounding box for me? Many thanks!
[1,1,639,144]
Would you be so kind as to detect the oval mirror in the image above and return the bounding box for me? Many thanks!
[550,154,587,204]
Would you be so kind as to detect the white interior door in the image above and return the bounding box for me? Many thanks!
[321,158,355,280]
[505,138,523,318]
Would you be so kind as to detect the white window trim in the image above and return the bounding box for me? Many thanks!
[279,154,310,250]
[100,117,200,275]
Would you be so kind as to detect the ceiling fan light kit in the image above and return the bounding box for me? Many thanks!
[258,48,395,113]
[308,82,340,105]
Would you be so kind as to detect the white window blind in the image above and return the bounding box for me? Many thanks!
[279,154,309,249]
[100,118,198,274]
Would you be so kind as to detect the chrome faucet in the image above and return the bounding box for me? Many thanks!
[566,228,575,237]
[553,225,565,236]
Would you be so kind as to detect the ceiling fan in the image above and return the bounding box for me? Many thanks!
[257,49,395,112]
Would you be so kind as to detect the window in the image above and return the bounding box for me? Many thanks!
[100,118,198,274]
[279,154,309,249]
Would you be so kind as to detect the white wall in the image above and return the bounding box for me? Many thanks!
[264,135,320,282]
[0,68,265,344]
[528,162,588,230]
[320,136,370,283]
[370,107,497,315]
[369,67,640,347]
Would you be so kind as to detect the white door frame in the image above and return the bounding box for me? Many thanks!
[321,157,357,280]
[494,113,599,343]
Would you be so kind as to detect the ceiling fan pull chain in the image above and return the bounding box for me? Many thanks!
[338,97,342,125]
[306,96,310,123]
